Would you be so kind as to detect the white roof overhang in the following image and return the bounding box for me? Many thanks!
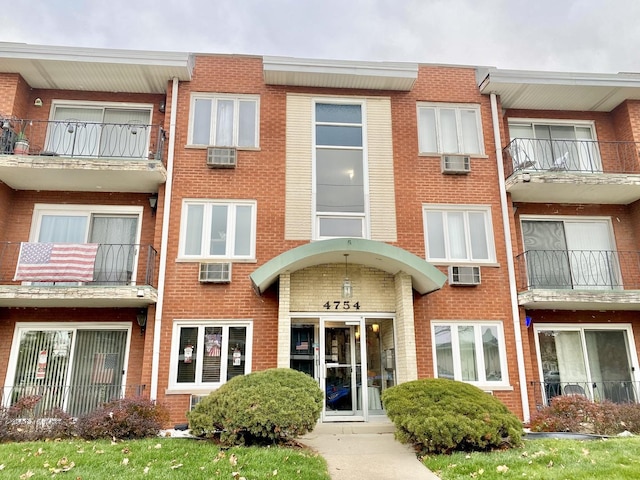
[263,56,418,91]
[477,68,640,112]
[0,42,194,94]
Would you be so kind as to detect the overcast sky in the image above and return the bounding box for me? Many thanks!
[2,0,638,73]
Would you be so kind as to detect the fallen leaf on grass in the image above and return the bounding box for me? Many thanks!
[171,464,183,470]
[19,471,34,479]
[0,464,4,470]
[154,444,162,449]
[496,465,509,473]
[272,469,278,476]
[122,458,129,465]
[229,453,238,466]
[547,460,554,468]
[143,467,150,475]
[582,448,590,456]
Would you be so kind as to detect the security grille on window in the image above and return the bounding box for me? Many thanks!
[418,104,483,155]
[190,95,259,148]
[433,322,507,384]
[180,201,256,259]
[423,205,495,263]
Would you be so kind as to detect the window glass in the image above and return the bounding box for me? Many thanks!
[460,109,480,153]
[482,325,502,381]
[316,125,363,147]
[319,217,363,238]
[234,205,252,256]
[446,212,467,259]
[440,109,459,153]
[193,99,212,145]
[185,204,204,256]
[425,212,445,258]
[434,325,453,379]
[418,104,482,154]
[458,326,478,381]
[316,149,364,213]
[209,205,228,256]
[202,326,223,383]
[190,95,258,147]
[238,101,257,147]
[215,100,234,147]
[468,212,489,260]
[316,103,362,123]
[418,108,437,152]
[177,327,198,384]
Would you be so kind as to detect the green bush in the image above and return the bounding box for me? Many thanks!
[187,368,323,446]
[75,397,169,440]
[381,378,523,454]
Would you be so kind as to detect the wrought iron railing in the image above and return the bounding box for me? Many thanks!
[0,242,157,287]
[503,138,640,177]
[515,250,640,291]
[0,118,165,161]
[530,381,639,408]
[1,384,146,418]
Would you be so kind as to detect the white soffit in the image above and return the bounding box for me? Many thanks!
[0,42,194,93]
[264,56,418,91]
[477,68,640,112]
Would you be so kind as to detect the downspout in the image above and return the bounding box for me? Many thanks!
[150,77,179,401]
[490,93,531,422]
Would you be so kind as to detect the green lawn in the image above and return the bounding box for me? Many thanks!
[424,437,640,480]
[0,438,330,480]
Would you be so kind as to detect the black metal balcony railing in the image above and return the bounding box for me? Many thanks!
[503,138,640,177]
[530,381,639,408]
[0,118,166,161]
[1,384,145,418]
[0,243,157,287]
[514,250,640,291]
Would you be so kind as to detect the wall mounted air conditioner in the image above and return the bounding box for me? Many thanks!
[206,147,237,168]
[199,262,232,283]
[448,265,481,286]
[442,155,471,174]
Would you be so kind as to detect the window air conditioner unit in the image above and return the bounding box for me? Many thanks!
[448,265,481,286]
[199,262,232,283]
[190,394,208,411]
[206,147,237,168]
[442,155,471,174]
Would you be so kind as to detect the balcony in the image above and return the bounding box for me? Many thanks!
[0,118,167,192]
[515,249,640,310]
[503,138,640,204]
[530,381,639,409]
[0,242,157,307]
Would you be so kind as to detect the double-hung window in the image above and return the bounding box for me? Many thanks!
[423,205,495,263]
[433,322,507,385]
[314,102,367,239]
[189,94,259,148]
[171,321,252,388]
[179,200,256,260]
[417,103,483,155]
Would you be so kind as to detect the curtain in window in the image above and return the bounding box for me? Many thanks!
[101,109,150,158]
[446,212,467,259]
[458,326,478,381]
[434,326,454,379]
[238,101,256,147]
[209,205,228,256]
[39,215,87,243]
[90,216,138,284]
[185,205,204,255]
[216,100,234,146]
[49,107,102,156]
[193,99,212,145]
[460,110,480,154]
[234,205,252,256]
[418,108,437,153]
[439,109,459,153]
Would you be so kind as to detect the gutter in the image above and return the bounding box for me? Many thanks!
[150,77,179,401]
[489,93,531,422]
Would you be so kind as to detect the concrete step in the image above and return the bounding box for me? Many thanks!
[308,421,395,435]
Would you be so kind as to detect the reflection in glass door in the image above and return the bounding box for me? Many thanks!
[322,320,364,421]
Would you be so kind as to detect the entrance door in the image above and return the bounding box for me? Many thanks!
[321,319,366,421]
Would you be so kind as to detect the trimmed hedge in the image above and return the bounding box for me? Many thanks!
[187,368,323,445]
[381,378,522,454]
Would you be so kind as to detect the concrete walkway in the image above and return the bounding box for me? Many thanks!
[300,422,440,480]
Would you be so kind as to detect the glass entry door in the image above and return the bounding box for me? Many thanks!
[321,319,365,421]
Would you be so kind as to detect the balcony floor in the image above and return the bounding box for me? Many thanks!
[518,289,640,310]
[0,285,157,307]
[506,171,640,204]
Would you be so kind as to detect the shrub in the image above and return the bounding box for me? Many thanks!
[381,378,523,454]
[529,395,621,435]
[0,396,76,443]
[76,396,168,440]
[187,368,323,446]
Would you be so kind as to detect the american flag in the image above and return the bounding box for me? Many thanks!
[13,243,99,282]
[91,353,118,384]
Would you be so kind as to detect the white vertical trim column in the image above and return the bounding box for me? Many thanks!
[394,272,418,382]
[490,93,531,421]
[277,273,292,368]
[150,77,179,401]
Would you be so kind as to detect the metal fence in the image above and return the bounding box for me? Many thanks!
[0,242,157,287]
[530,381,639,409]
[503,138,640,177]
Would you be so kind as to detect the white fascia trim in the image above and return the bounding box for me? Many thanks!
[0,42,194,70]
[264,56,419,79]
[478,67,640,91]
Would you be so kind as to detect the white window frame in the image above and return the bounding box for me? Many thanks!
[3,322,132,408]
[508,118,597,141]
[432,321,509,387]
[312,98,370,240]
[422,204,496,264]
[188,93,260,148]
[178,199,257,260]
[168,320,253,393]
[417,103,484,155]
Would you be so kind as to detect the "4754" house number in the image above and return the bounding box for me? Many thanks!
[323,300,360,310]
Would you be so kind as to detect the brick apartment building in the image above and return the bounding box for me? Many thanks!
[1,42,640,426]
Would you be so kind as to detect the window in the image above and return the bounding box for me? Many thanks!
[189,94,259,148]
[417,104,483,155]
[508,121,600,172]
[522,218,617,290]
[535,325,638,404]
[171,322,252,388]
[423,205,495,263]
[179,200,256,260]
[314,102,367,239]
[433,322,507,385]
